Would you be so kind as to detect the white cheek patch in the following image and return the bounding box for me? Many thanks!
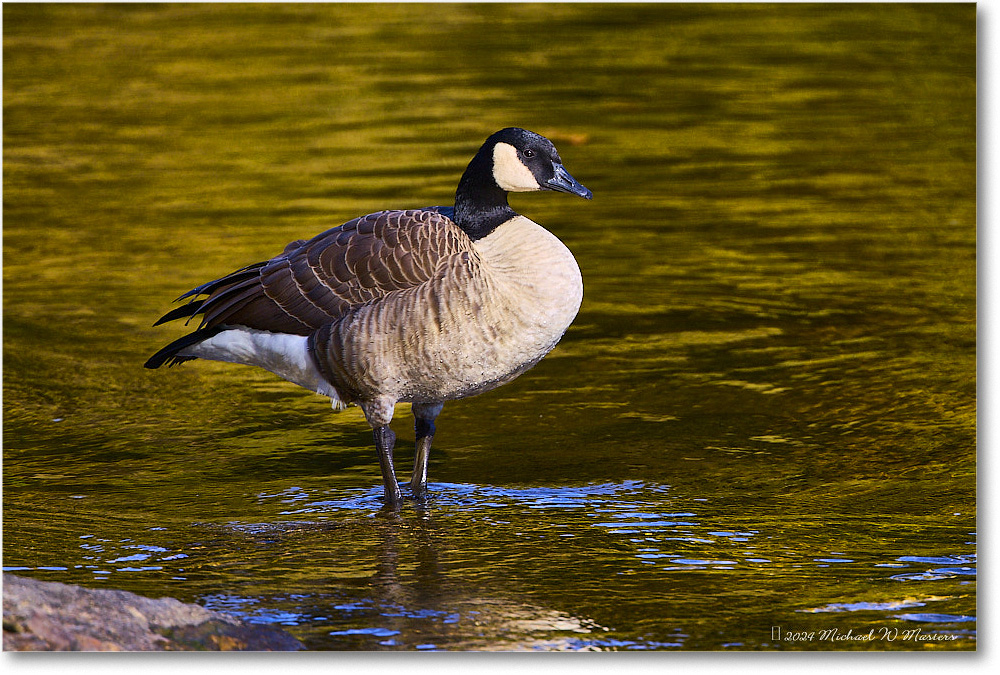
[492,142,541,192]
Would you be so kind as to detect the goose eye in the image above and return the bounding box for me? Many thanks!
[522,148,535,158]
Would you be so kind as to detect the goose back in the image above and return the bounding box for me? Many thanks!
[168,206,467,338]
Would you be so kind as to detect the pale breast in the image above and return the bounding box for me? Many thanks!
[471,215,584,356]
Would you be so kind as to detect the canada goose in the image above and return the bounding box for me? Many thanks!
[145,127,591,507]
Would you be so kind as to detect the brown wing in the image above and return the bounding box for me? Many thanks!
[158,207,468,336]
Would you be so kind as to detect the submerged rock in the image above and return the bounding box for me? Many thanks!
[2,574,303,651]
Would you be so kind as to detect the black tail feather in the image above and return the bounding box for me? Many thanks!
[152,299,206,327]
[144,326,225,369]
[196,280,264,330]
[176,263,267,302]
[148,260,270,369]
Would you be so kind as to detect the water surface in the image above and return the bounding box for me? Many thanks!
[3,3,975,650]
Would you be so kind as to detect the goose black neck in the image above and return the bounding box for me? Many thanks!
[453,151,517,241]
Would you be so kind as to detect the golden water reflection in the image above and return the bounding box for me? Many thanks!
[3,3,975,650]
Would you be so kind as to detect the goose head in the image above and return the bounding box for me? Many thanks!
[488,127,593,199]
[454,127,592,240]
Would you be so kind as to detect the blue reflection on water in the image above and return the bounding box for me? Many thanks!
[329,627,400,637]
[894,613,976,624]
[274,480,671,515]
[888,553,976,582]
[202,593,307,626]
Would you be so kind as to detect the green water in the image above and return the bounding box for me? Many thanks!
[3,3,975,651]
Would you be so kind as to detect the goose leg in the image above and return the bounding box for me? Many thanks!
[362,397,402,508]
[373,425,402,507]
[410,402,444,498]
